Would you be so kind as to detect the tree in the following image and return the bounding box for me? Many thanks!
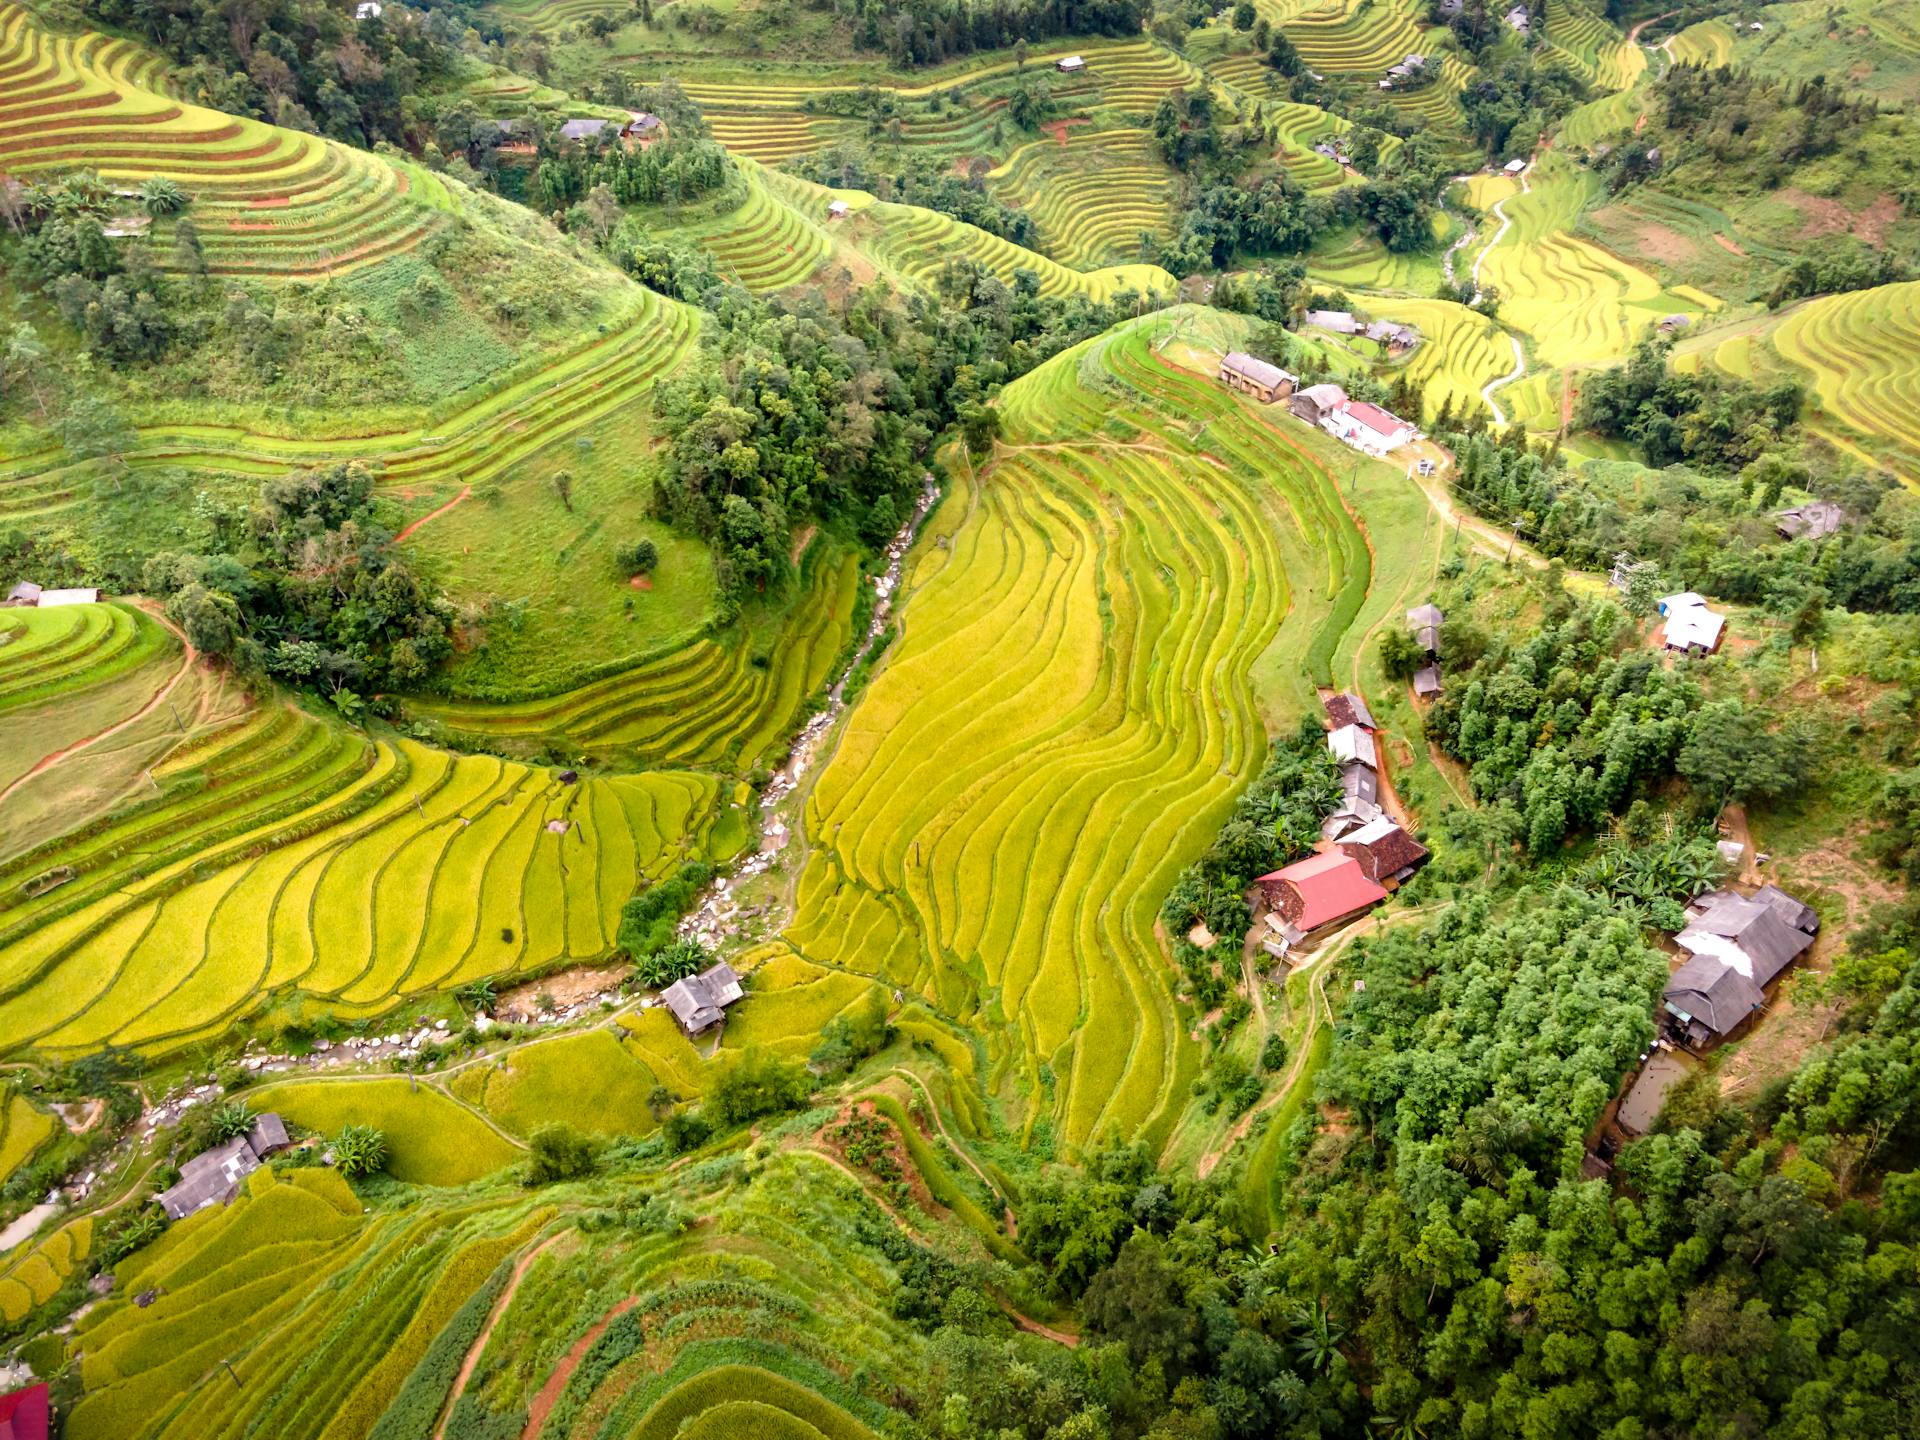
[551,469,574,511]
[1266,32,1303,76]
[618,537,659,576]
[526,1122,599,1183]
[1232,1,1257,29]
[1677,699,1807,808]
[332,1125,388,1178]
[55,392,137,463]
[1083,1232,1200,1375]
[167,582,241,658]
[1379,625,1425,681]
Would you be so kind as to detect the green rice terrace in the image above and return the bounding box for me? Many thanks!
[3,0,1920,1434]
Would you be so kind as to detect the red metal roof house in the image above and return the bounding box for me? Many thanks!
[1257,850,1388,947]
[0,1382,50,1440]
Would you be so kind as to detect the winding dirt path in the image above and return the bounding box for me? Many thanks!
[521,1296,638,1440]
[0,602,199,810]
[435,1233,565,1440]
[395,485,472,545]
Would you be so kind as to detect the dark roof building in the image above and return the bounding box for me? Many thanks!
[1336,816,1428,886]
[1663,955,1765,1048]
[558,117,612,142]
[1326,723,1378,769]
[660,961,744,1035]
[1323,691,1375,731]
[1677,888,1818,987]
[0,1382,50,1440]
[154,1114,292,1221]
[1412,665,1442,697]
[1338,762,1379,808]
[1289,382,1347,423]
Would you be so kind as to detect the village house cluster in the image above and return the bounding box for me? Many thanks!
[1251,690,1428,960]
[1216,351,1418,458]
[153,1112,290,1221]
[1406,602,1443,698]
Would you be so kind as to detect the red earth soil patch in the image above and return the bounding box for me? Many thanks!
[521,1298,637,1440]
[627,574,652,590]
[394,485,472,545]
[1043,118,1088,145]
[248,195,291,208]
[227,220,278,231]
[1712,232,1747,256]
[1781,187,1900,246]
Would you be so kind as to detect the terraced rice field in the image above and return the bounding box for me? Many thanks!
[410,540,861,768]
[0,602,169,717]
[0,1092,55,1184]
[987,129,1175,269]
[64,1150,923,1440]
[1768,280,1920,486]
[0,3,447,277]
[0,705,720,1058]
[1278,0,1472,138]
[1666,18,1736,67]
[245,1077,522,1183]
[1543,1,1644,89]
[1379,298,1517,420]
[747,166,1175,301]
[777,310,1370,1153]
[693,168,838,291]
[1472,156,1682,372]
[0,1215,90,1324]
[0,287,697,525]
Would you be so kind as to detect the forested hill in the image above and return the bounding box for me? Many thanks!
[2,0,1919,1436]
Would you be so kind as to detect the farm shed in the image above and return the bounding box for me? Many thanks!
[1219,350,1296,403]
[1256,850,1389,948]
[1336,816,1428,887]
[0,1382,49,1440]
[1412,665,1442,698]
[1503,158,1527,175]
[1056,55,1085,72]
[5,582,40,606]
[354,1,381,17]
[1657,313,1693,334]
[661,961,744,1036]
[154,1113,292,1221]
[827,200,850,219]
[1675,888,1818,983]
[1407,602,1443,654]
[1326,723,1378,769]
[1505,6,1529,33]
[1290,382,1347,423]
[1323,690,1375,731]
[1617,1050,1690,1135]
[34,588,100,608]
[1364,320,1419,353]
[1338,762,1379,809]
[1774,501,1846,541]
[626,111,663,137]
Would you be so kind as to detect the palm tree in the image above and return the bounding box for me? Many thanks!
[331,1124,388,1178]
[1288,1299,1347,1373]
[209,1099,255,1141]
[138,176,190,217]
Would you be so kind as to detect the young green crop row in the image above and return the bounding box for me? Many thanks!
[409,539,860,769]
[70,1169,547,1440]
[0,724,718,1059]
[0,4,441,278]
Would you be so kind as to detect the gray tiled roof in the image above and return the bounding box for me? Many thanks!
[1664,955,1764,1038]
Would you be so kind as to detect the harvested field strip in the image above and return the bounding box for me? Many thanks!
[409,540,861,770]
[0,602,167,713]
[1769,280,1920,487]
[0,731,716,1059]
[0,1092,55,1184]
[780,310,1365,1152]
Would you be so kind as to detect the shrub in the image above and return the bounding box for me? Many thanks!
[617,538,660,576]
[525,1123,599,1184]
[333,1125,388,1178]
